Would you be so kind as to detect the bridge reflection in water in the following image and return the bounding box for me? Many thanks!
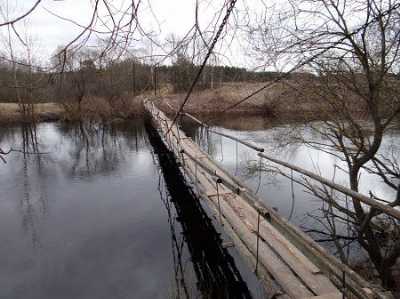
[147,121,256,299]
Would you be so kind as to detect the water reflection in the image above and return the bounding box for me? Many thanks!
[55,120,147,178]
[0,120,264,299]
[16,124,47,249]
[184,117,399,260]
[147,122,254,299]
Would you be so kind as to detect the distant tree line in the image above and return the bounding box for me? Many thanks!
[0,49,313,104]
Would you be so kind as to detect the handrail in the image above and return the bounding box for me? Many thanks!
[182,112,265,152]
[258,152,400,221]
[179,109,400,221]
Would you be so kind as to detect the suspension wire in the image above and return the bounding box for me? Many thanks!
[206,127,210,155]
[195,155,198,183]
[216,179,223,225]
[343,194,351,299]
[220,135,224,162]
[162,118,171,147]
[166,0,237,134]
[205,45,338,122]
[255,211,261,275]
[234,140,239,176]
[255,155,262,194]
[203,2,400,122]
[342,270,346,299]
[288,169,295,221]
[152,2,400,167]
[175,116,181,141]
[153,66,157,96]
[345,195,351,262]
[197,126,202,146]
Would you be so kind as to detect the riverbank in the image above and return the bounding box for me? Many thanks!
[0,82,281,124]
[0,103,63,123]
[1,81,396,126]
[0,96,144,124]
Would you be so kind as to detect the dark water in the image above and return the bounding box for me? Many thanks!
[0,121,265,299]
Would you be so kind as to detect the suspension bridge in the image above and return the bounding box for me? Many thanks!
[144,100,394,299]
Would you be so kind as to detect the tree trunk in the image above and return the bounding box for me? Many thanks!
[349,165,396,288]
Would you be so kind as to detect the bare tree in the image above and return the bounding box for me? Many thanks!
[0,0,148,71]
[248,0,400,288]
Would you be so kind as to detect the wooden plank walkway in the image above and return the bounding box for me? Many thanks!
[145,100,391,299]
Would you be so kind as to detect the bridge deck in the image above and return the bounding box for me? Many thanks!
[145,101,388,299]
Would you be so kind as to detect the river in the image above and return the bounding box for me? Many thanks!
[0,118,398,298]
[0,120,265,299]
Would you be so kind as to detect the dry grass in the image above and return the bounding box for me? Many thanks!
[157,81,322,117]
[157,80,373,123]
[159,82,268,114]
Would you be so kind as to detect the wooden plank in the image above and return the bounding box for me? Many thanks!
[201,193,289,299]
[226,195,320,274]
[225,194,339,295]
[177,153,310,298]
[307,292,343,299]
[206,190,315,299]
[208,191,235,197]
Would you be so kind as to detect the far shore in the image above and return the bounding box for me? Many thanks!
[0,81,384,126]
[0,103,65,124]
[0,99,317,126]
[0,96,145,124]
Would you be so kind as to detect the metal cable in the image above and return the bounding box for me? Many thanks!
[166,0,237,134]
[204,2,400,121]
[216,180,223,225]
[288,169,296,221]
[255,211,261,275]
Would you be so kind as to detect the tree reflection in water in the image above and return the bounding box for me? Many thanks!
[55,120,147,178]
[0,120,148,249]
[0,120,265,298]
[14,123,50,249]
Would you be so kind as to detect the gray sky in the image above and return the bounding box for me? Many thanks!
[0,0,259,67]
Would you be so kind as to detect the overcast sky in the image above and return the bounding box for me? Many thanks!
[0,0,261,67]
